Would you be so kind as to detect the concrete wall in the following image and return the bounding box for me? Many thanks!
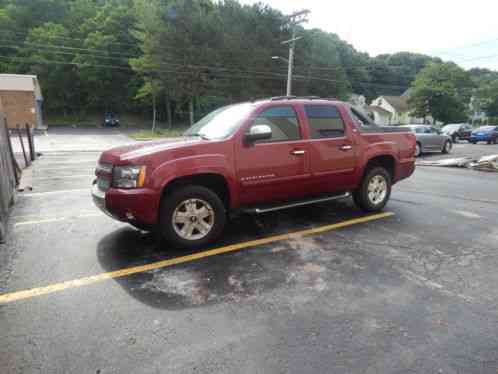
[0,90,38,129]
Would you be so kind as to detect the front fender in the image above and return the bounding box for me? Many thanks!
[150,154,239,207]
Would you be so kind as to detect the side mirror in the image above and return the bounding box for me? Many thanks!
[245,125,272,143]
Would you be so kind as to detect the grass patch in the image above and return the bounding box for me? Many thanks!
[129,128,187,140]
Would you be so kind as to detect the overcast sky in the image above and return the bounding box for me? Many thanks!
[239,0,498,70]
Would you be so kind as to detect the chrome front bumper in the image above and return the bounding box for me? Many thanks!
[91,183,114,218]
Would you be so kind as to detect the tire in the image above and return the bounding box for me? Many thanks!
[159,185,226,248]
[442,140,452,154]
[415,142,422,157]
[353,167,392,212]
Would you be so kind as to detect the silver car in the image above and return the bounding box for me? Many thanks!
[400,125,453,157]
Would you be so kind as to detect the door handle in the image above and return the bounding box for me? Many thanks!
[339,145,353,151]
[291,149,306,156]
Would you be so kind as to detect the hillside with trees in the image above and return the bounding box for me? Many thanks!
[0,0,449,126]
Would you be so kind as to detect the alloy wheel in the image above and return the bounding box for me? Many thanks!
[172,198,215,241]
[367,175,388,205]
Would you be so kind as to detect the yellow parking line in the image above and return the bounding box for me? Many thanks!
[14,217,67,226]
[0,212,394,304]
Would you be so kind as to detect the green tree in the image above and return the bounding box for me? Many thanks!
[409,62,474,124]
[16,22,82,115]
[476,79,498,117]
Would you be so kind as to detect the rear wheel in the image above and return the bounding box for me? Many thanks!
[415,142,422,157]
[442,140,452,154]
[159,185,226,248]
[353,167,392,212]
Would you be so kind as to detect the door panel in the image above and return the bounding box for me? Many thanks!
[236,105,311,205]
[304,105,357,193]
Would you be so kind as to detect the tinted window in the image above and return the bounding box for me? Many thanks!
[350,107,374,127]
[251,106,300,142]
[305,105,345,139]
[185,103,255,140]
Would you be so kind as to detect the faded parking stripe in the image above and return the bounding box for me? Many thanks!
[0,212,394,304]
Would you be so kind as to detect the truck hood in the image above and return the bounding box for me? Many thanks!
[100,137,204,164]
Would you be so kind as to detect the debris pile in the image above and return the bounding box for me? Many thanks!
[469,155,498,172]
[417,155,498,172]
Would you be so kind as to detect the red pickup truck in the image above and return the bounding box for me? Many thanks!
[93,97,415,247]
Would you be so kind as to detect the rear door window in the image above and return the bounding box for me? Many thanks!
[305,105,345,139]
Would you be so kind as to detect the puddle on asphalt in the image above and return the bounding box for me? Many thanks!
[96,201,382,310]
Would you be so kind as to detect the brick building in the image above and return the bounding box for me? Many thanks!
[0,74,45,129]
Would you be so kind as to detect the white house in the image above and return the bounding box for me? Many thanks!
[349,94,367,109]
[369,92,433,125]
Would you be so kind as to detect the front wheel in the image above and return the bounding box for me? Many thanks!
[159,185,226,248]
[353,167,392,212]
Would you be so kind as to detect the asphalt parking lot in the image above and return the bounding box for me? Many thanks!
[2,134,498,374]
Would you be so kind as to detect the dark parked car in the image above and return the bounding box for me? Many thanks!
[442,123,472,142]
[93,97,416,248]
[470,126,498,144]
[103,113,120,127]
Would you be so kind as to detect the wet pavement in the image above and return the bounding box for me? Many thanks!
[1,135,498,373]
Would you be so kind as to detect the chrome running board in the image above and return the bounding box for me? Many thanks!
[243,192,351,214]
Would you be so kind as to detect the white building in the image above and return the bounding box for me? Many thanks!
[369,93,433,125]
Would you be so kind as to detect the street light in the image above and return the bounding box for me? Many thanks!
[272,9,310,96]
[272,56,289,63]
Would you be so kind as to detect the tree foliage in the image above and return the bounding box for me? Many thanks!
[0,0,461,124]
[409,62,474,124]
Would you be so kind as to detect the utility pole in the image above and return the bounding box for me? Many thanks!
[282,10,310,96]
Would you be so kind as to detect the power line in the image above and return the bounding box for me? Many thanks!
[0,40,411,84]
[0,54,410,91]
[0,29,432,75]
[0,27,141,49]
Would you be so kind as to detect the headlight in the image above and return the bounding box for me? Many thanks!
[112,165,146,189]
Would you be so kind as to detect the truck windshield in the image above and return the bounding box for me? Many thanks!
[184,103,255,140]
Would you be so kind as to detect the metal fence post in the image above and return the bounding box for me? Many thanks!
[4,123,20,186]
[25,123,36,161]
[16,124,30,168]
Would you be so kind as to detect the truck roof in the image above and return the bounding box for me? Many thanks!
[252,96,343,106]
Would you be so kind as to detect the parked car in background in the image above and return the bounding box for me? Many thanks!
[93,97,416,248]
[400,125,452,157]
[470,125,498,144]
[103,112,120,127]
[441,123,472,142]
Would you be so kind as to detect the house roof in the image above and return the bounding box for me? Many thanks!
[368,105,391,116]
[382,95,409,113]
[0,74,43,100]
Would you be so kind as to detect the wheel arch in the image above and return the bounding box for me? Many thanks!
[362,155,396,182]
[160,173,231,211]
